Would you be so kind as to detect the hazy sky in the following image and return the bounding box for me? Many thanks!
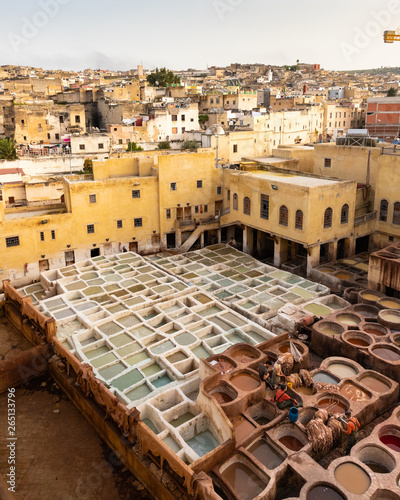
[2,0,400,72]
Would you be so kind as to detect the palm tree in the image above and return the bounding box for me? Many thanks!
[0,137,18,160]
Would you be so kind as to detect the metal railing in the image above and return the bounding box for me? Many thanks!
[354,211,377,226]
[381,146,400,156]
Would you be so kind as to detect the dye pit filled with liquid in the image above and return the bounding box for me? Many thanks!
[334,462,371,495]
[222,462,267,500]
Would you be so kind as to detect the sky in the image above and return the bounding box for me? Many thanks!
[2,0,400,72]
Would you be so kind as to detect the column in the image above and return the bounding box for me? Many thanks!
[200,232,205,249]
[217,229,222,244]
[274,237,288,268]
[242,226,248,254]
[306,245,320,274]
[328,241,338,262]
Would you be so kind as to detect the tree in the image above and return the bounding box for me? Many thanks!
[0,137,18,160]
[199,114,209,125]
[127,141,143,152]
[181,140,199,151]
[387,87,398,97]
[147,68,180,87]
[83,159,93,174]
[157,141,171,150]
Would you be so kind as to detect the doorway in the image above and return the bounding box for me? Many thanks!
[90,248,100,258]
[65,251,75,266]
[355,235,370,254]
[184,206,192,221]
[39,259,49,272]
[167,233,176,249]
[129,242,138,253]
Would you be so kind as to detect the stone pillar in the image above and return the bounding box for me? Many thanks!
[343,237,353,258]
[176,230,182,249]
[200,232,205,249]
[217,229,222,244]
[328,241,338,262]
[274,237,288,268]
[307,245,320,274]
[243,226,248,254]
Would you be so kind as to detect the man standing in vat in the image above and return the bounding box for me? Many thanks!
[272,383,299,410]
[343,409,360,455]
[258,360,276,391]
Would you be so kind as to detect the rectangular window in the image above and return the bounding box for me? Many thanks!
[131,190,140,198]
[324,158,332,168]
[40,231,45,241]
[233,144,238,153]
[134,218,142,227]
[59,116,64,124]
[166,209,171,219]
[51,230,55,240]
[87,224,95,234]
[260,194,269,220]
[117,220,123,228]
[6,236,20,248]
[55,133,60,140]
[172,127,178,134]
[0,190,2,201]
[170,182,177,191]
[227,189,230,200]
[152,234,160,245]
[75,115,80,123]
[21,119,25,125]
[204,205,208,213]
[195,206,199,214]
[181,115,185,121]
[80,144,85,150]
[197,180,202,188]
[217,186,222,195]
[98,143,104,149]
[47,133,51,140]
[172,115,178,122]
[181,127,185,133]
[118,139,123,144]
[89,194,96,203]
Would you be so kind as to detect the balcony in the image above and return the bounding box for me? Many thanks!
[354,211,377,226]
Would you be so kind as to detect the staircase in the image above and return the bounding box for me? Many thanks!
[179,220,220,253]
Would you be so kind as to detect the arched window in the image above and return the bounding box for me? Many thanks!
[379,199,388,222]
[324,207,333,228]
[233,193,238,210]
[340,204,349,225]
[243,197,251,215]
[295,210,303,230]
[279,205,288,226]
[393,202,400,225]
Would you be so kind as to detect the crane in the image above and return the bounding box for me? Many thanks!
[384,29,400,42]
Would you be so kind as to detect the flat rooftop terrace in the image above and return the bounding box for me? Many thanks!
[242,169,344,187]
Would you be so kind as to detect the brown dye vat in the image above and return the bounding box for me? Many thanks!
[233,418,256,442]
[248,438,285,469]
[254,416,271,426]
[364,461,390,473]
[214,392,234,404]
[362,323,388,337]
[318,398,346,414]
[372,346,400,362]
[307,485,345,500]
[334,272,352,280]
[347,338,369,347]
[334,462,371,495]
[278,435,304,451]
[359,376,390,393]
[340,382,371,402]
[295,386,313,396]
[231,349,257,364]
[221,462,267,500]
[279,343,290,353]
[230,373,260,392]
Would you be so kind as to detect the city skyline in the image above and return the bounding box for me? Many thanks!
[1,0,400,72]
